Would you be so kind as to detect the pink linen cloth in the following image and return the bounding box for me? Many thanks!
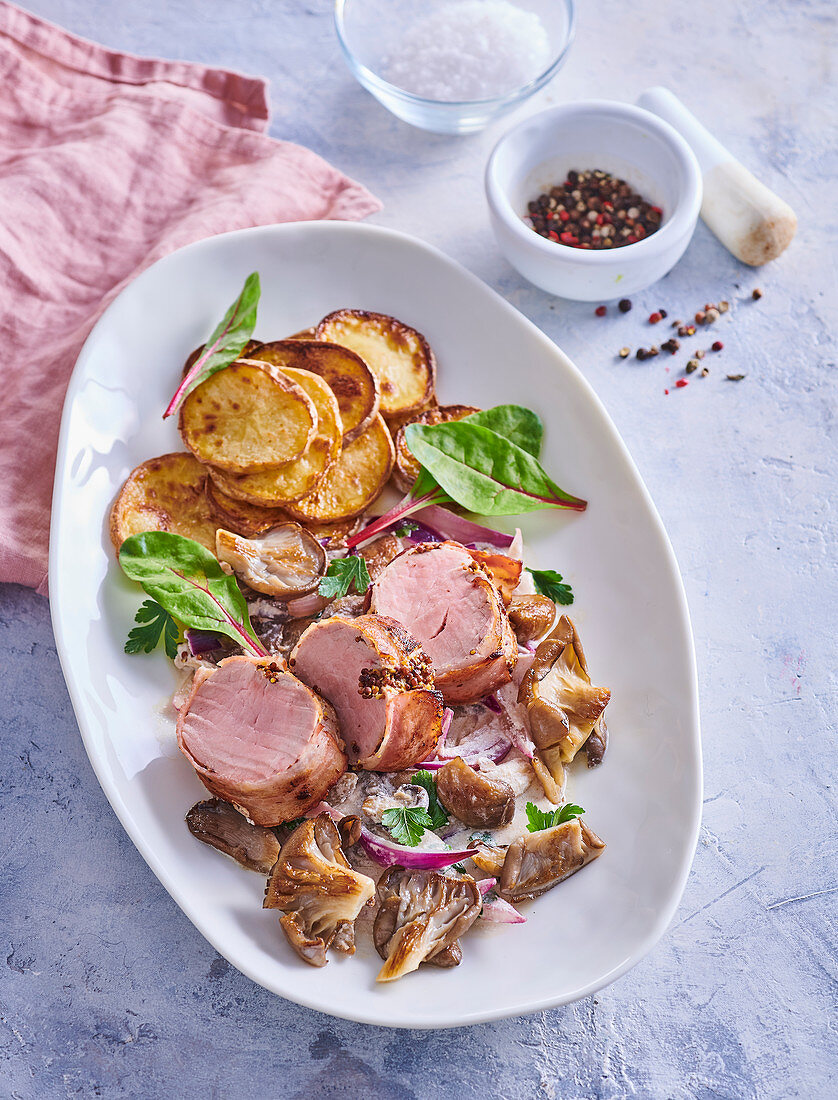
[0,2,380,594]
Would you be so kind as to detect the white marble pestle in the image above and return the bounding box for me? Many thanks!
[638,86,797,266]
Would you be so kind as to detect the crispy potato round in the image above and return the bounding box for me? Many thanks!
[205,477,289,538]
[384,398,438,438]
[109,452,219,553]
[181,339,263,379]
[208,367,342,507]
[285,327,316,340]
[285,414,394,523]
[248,340,379,444]
[316,310,436,417]
[392,404,481,492]
[179,360,316,474]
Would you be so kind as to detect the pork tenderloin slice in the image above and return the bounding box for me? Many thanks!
[176,655,346,825]
[370,541,518,704]
[290,614,443,770]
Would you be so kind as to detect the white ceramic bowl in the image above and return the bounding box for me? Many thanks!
[485,101,703,300]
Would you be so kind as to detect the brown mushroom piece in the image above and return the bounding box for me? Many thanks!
[518,616,611,788]
[215,522,326,598]
[185,798,281,873]
[373,867,482,982]
[263,814,375,967]
[435,757,515,829]
[466,837,507,875]
[507,593,556,645]
[499,818,606,903]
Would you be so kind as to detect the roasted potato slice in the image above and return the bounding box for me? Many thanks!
[384,398,438,439]
[285,414,394,523]
[392,404,481,491]
[181,339,263,379]
[248,340,378,444]
[208,367,342,507]
[179,360,316,474]
[109,452,219,553]
[316,310,436,417]
[205,477,289,538]
[285,327,316,341]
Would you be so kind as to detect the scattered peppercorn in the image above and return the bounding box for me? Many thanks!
[694,310,706,325]
[618,298,633,313]
[675,378,688,388]
[649,311,663,324]
[700,367,710,377]
[636,348,649,361]
[595,305,607,316]
[695,349,706,360]
[705,307,720,324]
[752,288,763,300]
[712,340,724,352]
[618,347,630,358]
[719,300,730,313]
[649,345,660,357]
[524,170,663,250]
[686,359,699,374]
[661,338,680,354]
[726,373,746,381]
[659,309,668,319]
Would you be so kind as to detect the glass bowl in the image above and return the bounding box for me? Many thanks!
[334,0,577,135]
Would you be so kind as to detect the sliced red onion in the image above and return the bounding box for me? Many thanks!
[404,521,442,544]
[476,876,526,923]
[507,724,536,760]
[185,629,223,657]
[358,826,473,870]
[412,505,514,549]
[286,591,330,618]
[481,693,502,714]
[417,730,511,770]
[481,896,527,924]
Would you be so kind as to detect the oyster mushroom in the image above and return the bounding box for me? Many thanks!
[185,798,280,873]
[518,616,610,787]
[435,757,515,829]
[215,522,326,598]
[499,818,606,903]
[263,813,375,967]
[373,867,482,982]
[507,593,556,646]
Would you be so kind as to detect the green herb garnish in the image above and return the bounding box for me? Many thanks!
[119,532,266,656]
[469,830,494,845]
[125,599,180,659]
[525,802,584,832]
[393,519,419,537]
[317,555,371,599]
[343,404,586,550]
[164,272,261,417]
[381,806,435,847]
[411,770,449,830]
[527,567,574,606]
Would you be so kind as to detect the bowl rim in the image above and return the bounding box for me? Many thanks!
[485,100,703,263]
[334,0,577,110]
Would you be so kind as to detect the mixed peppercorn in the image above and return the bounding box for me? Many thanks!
[592,289,764,391]
[525,169,663,250]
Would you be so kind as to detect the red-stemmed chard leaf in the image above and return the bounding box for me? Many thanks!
[163,272,260,418]
[118,531,267,657]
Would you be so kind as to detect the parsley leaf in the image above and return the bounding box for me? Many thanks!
[317,554,371,599]
[125,599,180,659]
[393,519,419,537]
[527,567,574,606]
[525,801,584,833]
[381,806,435,847]
[411,770,449,830]
[469,830,494,846]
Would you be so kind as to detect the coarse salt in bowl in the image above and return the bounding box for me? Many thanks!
[335,0,576,135]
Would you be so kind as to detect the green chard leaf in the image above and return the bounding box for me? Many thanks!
[381,806,435,847]
[317,554,371,599]
[411,770,449,830]
[118,531,266,657]
[461,405,544,457]
[525,801,585,833]
[125,599,180,659]
[528,567,574,606]
[404,420,586,517]
[163,272,261,417]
